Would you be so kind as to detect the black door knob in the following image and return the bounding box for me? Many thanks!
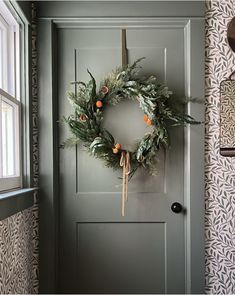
[171,202,183,213]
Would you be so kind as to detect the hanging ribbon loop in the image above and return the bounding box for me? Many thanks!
[120,151,131,216]
[119,30,130,216]
[122,29,128,67]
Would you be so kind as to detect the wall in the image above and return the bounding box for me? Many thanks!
[0,2,39,294]
[205,0,235,293]
[0,207,38,294]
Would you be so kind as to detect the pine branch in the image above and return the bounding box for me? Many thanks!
[63,57,201,177]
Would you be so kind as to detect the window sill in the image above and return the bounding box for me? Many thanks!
[0,187,38,221]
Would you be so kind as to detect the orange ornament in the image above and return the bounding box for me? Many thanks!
[115,143,122,150]
[96,100,103,108]
[146,118,152,126]
[112,147,119,154]
[143,114,148,122]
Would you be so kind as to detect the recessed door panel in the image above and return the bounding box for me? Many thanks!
[75,222,166,294]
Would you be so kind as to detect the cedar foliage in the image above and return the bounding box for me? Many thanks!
[63,58,200,176]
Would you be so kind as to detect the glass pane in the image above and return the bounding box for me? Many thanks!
[2,99,15,176]
[0,29,2,90]
[0,2,20,98]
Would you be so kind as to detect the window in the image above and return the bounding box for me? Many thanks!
[0,1,21,192]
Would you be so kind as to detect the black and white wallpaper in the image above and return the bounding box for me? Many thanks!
[205,0,235,293]
[220,80,235,149]
[31,2,39,292]
[0,208,38,294]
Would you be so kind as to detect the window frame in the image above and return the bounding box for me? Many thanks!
[0,88,21,192]
[0,1,31,192]
[0,1,20,99]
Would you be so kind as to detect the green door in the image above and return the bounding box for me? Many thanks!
[58,19,204,294]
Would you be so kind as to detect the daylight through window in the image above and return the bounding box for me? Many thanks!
[0,1,21,192]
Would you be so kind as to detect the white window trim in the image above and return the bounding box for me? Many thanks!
[0,1,28,192]
[0,177,21,192]
[0,13,8,92]
[10,1,31,189]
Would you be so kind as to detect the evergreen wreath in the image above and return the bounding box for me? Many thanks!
[63,58,199,178]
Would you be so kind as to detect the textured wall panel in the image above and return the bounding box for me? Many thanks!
[0,208,37,294]
[220,80,235,148]
[205,0,235,293]
[31,2,39,292]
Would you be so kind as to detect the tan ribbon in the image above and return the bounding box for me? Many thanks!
[122,29,128,67]
[120,31,130,216]
[120,151,131,216]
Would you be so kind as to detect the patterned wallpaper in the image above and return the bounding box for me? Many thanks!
[31,2,40,291]
[220,80,235,149]
[0,2,39,294]
[0,208,37,294]
[205,0,235,293]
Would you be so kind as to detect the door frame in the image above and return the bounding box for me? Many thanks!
[38,4,205,294]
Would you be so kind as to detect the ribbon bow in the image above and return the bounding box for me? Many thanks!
[120,151,131,216]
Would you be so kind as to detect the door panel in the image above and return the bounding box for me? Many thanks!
[58,20,202,294]
[76,222,165,294]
